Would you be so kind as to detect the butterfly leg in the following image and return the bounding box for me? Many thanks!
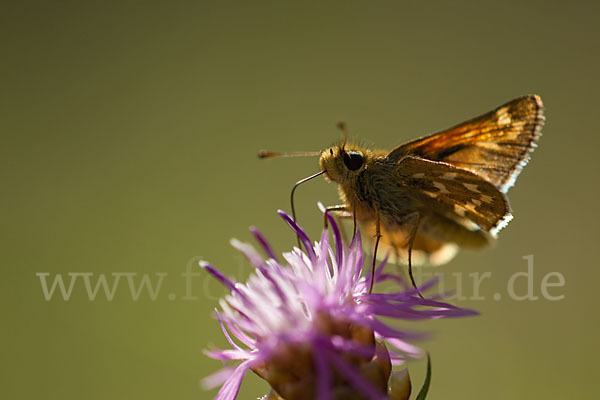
[352,206,357,240]
[335,214,351,245]
[368,209,382,294]
[390,243,409,288]
[322,205,357,245]
[405,212,423,298]
[323,205,349,229]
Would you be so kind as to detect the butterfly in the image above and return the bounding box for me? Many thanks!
[260,95,544,290]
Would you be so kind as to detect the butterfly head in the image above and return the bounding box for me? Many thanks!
[319,144,369,183]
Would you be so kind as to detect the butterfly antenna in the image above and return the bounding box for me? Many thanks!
[258,150,320,159]
[290,170,326,248]
[337,122,348,151]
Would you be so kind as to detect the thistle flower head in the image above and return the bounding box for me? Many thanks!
[202,210,477,400]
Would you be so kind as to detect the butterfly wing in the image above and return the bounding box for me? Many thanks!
[388,95,544,193]
[397,156,511,236]
[358,155,511,265]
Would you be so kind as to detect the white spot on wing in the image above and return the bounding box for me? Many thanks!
[496,107,512,125]
[442,172,457,180]
[433,181,450,194]
[480,194,494,204]
[463,183,480,193]
[472,199,482,206]
[453,204,466,217]
[464,202,478,213]
[423,191,438,198]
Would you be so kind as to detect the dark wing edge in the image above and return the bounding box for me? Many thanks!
[388,95,545,193]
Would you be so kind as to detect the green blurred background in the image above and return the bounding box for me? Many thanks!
[2,1,598,399]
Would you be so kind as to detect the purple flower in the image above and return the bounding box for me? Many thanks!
[202,210,477,400]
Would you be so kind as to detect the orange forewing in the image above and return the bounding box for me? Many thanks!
[388,95,544,193]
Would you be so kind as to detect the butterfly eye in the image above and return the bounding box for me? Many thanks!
[330,148,334,155]
[343,151,364,171]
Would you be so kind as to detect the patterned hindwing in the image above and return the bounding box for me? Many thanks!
[398,156,511,236]
[388,95,544,193]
